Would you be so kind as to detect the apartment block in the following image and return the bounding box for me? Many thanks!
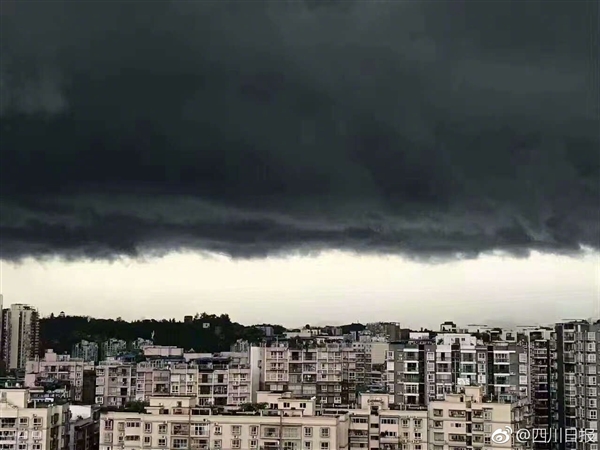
[348,392,428,450]
[388,333,529,407]
[71,341,99,363]
[429,385,531,450]
[134,353,254,406]
[95,362,137,407]
[524,328,555,450]
[100,394,348,450]
[68,405,100,450]
[25,350,95,403]
[1,304,40,370]
[554,321,600,450]
[259,337,368,407]
[0,388,70,450]
[101,339,127,359]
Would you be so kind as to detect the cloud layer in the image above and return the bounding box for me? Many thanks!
[1,0,598,261]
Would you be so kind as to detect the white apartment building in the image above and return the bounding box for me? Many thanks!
[100,394,348,450]
[25,350,94,403]
[95,362,137,407]
[134,353,254,406]
[0,388,70,450]
[1,304,40,370]
[429,386,530,450]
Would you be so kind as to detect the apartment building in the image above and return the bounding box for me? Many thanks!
[100,394,349,450]
[388,333,529,407]
[101,339,127,359]
[347,392,428,450]
[25,350,95,403]
[259,337,368,407]
[71,341,99,363]
[1,303,40,370]
[554,321,600,450]
[429,385,531,450]
[0,388,70,450]
[524,328,555,450]
[134,353,254,406]
[68,405,100,450]
[95,362,137,407]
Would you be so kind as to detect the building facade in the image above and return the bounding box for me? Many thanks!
[25,350,95,403]
[1,304,40,370]
[0,388,70,450]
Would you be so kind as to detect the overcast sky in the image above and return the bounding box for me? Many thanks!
[1,0,598,327]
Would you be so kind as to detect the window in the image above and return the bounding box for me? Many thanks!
[214,426,222,435]
[300,402,307,408]
[427,352,435,361]
[477,353,486,361]
[250,440,258,448]
[484,437,491,445]
[304,427,313,437]
[588,332,597,341]
[320,427,330,438]
[414,419,422,428]
[589,366,597,375]
[33,418,43,426]
[158,438,166,447]
[213,440,222,449]
[351,418,368,424]
[590,399,598,409]
[519,353,527,363]
[284,402,290,408]
[415,433,422,439]
[158,424,167,434]
[172,438,188,449]
[304,443,312,450]
[519,375,528,385]
[427,363,435,371]
[126,421,140,428]
[381,418,398,425]
[589,376,597,386]
[484,424,492,433]
[519,365,527,374]
[320,443,329,450]
[19,418,28,425]
[143,436,151,446]
[231,425,241,435]
[250,426,258,436]
[589,354,597,363]
[231,439,241,449]
[433,409,443,417]
[483,410,493,420]
[144,423,151,433]
[401,419,410,427]
[589,387,598,396]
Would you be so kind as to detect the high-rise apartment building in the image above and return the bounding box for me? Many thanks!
[387,333,529,407]
[1,303,40,369]
[553,321,599,450]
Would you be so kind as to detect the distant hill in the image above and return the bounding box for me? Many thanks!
[39,314,286,356]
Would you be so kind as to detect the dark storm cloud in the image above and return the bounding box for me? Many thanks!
[1,0,598,261]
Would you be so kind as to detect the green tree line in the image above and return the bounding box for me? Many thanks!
[39,313,286,355]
